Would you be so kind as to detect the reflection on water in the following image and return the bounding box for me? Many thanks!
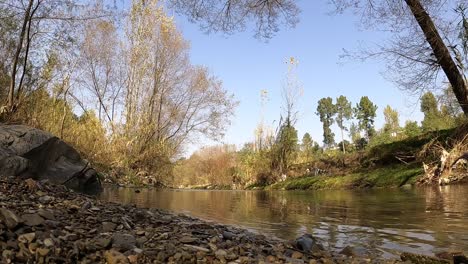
[99,185,468,259]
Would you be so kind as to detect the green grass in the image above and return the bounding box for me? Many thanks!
[268,164,423,190]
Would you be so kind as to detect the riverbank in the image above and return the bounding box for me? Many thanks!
[0,177,398,263]
[267,164,423,190]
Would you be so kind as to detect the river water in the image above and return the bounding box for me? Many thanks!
[99,185,468,259]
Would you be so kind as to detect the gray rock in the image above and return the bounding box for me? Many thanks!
[294,234,324,253]
[223,231,235,240]
[0,124,102,194]
[38,195,54,204]
[37,209,55,220]
[111,233,136,251]
[0,208,22,229]
[21,213,44,226]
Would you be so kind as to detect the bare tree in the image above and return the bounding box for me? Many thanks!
[168,0,300,38]
[333,0,468,115]
[80,19,122,128]
[125,0,238,158]
[0,0,114,115]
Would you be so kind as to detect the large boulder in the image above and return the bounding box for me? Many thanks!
[0,124,102,194]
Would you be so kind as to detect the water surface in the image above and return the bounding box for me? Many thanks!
[99,185,468,259]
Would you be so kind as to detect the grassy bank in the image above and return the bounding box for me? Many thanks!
[267,164,424,190]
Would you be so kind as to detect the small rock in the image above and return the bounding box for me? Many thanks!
[215,249,227,260]
[111,233,136,251]
[295,234,323,252]
[81,201,92,210]
[223,231,235,240]
[340,246,356,257]
[37,209,55,220]
[266,255,277,262]
[102,222,117,232]
[43,238,54,247]
[2,249,14,261]
[161,215,172,222]
[292,251,303,259]
[25,178,37,191]
[401,252,450,263]
[184,244,210,253]
[180,236,197,244]
[133,248,143,254]
[21,214,44,226]
[95,237,111,249]
[0,208,22,229]
[105,249,129,264]
[18,233,36,244]
[36,247,50,257]
[38,195,54,204]
[128,255,138,263]
[28,242,38,253]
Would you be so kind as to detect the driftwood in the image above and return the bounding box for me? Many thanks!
[420,151,468,185]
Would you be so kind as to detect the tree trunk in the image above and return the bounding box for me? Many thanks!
[340,126,346,154]
[7,0,34,111]
[405,0,468,116]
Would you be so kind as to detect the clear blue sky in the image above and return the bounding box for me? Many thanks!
[169,1,425,155]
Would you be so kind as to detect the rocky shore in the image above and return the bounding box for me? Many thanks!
[0,177,465,264]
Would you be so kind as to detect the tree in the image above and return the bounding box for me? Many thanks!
[335,95,353,153]
[316,97,336,147]
[420,91,454,131]
[168,0,300,39]
[383,105,400,136]
[0,0,112,115]
[124,0,238,164]
[404,120,421,138]
[272,123,298,173]
[80,19,121,126]
[301,132,315,162]
[271,57,302,173]
[349,122,361,146]
[355,96,377,140]
[333,0,468,115]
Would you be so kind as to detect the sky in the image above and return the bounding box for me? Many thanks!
[167,1,425,155]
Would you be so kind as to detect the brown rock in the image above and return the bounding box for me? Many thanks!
[180,236,197,244]
[102,222,117,232]
[128,255,138,263]
[25,178,37,192]
[292,251,304,259]
[0,208,22,229]
[105,250,129,264]
[18,232,36,244]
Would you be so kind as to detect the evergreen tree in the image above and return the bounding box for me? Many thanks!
[355,96,378,140]
[316,97,337,147]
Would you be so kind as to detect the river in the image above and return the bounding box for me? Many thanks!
[99,185,468,259]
